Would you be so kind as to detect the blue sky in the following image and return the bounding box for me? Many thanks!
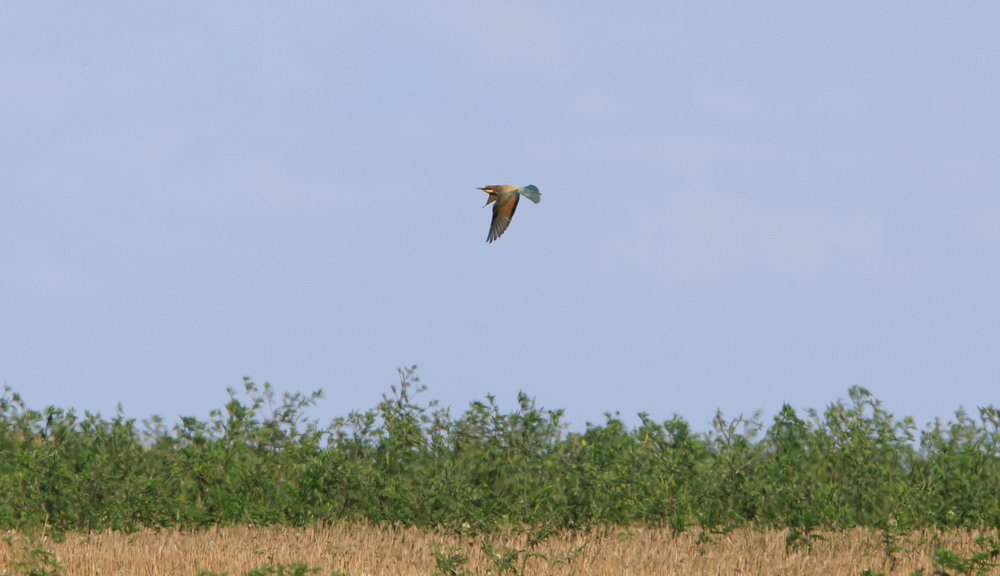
[3,3,998,432]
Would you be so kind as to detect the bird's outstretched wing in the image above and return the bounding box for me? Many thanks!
[487,193,520,243]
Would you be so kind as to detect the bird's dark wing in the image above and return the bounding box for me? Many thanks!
[487,193,520,243]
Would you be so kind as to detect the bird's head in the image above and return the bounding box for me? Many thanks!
[477,185,498,206]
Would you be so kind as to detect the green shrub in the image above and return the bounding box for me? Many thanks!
[2,372,1000,534]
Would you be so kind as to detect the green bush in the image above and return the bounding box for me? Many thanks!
[2,370,999,534]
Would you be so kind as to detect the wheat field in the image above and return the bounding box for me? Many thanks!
[3,524,997,576]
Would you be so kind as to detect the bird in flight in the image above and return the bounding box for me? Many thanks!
[477,184,541,243]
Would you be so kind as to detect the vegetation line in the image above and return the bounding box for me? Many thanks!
[2,366,999,534]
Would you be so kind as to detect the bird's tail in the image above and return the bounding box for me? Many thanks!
[518,185,541,204]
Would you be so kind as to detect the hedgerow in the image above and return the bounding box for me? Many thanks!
[1,367,998,534]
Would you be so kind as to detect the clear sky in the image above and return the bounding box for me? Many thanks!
[3,3,998,433]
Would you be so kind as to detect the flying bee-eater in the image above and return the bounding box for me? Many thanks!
[477,184,541,243]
